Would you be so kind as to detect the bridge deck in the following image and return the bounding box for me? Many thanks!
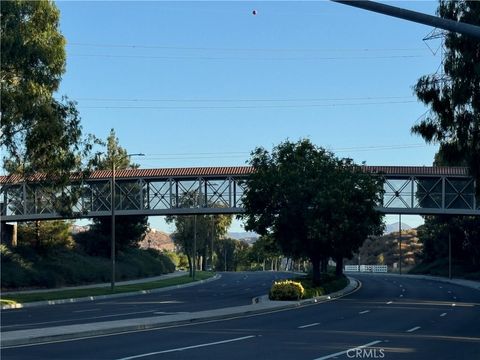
[1,166,478,221]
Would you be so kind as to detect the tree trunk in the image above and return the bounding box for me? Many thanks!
[311,256,321,286]
[35,220,41,249]
[187,255,193,277]
[335,256,343,276]
[202,248,207,271]
[320,256,328,273]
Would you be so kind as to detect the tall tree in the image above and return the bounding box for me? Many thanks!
[166,194,232,276]
[411,1,480,191]
[77,130,148,256]
[241,139,384,285]
[17,220,74,253]
[1,1,90,183]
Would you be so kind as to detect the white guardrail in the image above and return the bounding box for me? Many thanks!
[344,265,388,273]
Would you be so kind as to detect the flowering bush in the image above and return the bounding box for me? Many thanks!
[269,280,305,300]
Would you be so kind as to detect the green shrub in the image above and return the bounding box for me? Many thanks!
[1,246,175,290]
[269,280,305,300]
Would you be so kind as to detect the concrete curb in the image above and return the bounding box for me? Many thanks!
[252,276,360,305]
[1,276,359,348]
[1,274,221,311]
[347,272,480,291]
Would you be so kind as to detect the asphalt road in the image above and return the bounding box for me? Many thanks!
[0,271,294,332]
[2,273,480,360]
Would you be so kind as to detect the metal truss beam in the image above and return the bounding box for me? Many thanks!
[1,169,478,222]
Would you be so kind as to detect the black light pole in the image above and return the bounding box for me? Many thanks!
[111,152,144,292]
[193,214,197,280]
[398,214,402,275]
[448,231,452,280]
[211,215,215,271]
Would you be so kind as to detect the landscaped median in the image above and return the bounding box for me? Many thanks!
[268,273,352,301]
[1,271,215,308]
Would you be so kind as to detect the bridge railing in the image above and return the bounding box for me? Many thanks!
[1,166,479,221]
[344,265,388,273]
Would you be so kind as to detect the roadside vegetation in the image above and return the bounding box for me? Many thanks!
[269,273,349,301]
[1,244,175,290]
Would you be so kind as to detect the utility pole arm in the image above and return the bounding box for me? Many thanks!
[331,0,480,39]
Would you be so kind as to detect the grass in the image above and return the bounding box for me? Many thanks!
[296,274,349,299]
[1,271,215,304]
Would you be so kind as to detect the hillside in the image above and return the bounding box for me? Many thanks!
[347,228,422,268]
[139,229,175,252]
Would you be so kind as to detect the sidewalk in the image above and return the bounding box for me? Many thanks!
[0,277,360,347]
[2,271,187,295]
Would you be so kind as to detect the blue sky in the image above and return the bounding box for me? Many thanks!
[55,1,443,232]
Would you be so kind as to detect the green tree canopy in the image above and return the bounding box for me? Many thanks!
[412,1,480,190]
[77,129,148,256]
[1,0,90,183]
[166,192,233,276]
[241,139,384,284]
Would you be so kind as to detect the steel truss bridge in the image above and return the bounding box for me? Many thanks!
[0,166,478,222]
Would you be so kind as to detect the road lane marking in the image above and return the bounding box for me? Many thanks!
[386,301,393,304]
[115,335,256,360]
[399,294,403,297]
[313,340,382,360]
[406,326,421,332]
[359,310,370,314]
[440,313,447,317]
[298,322,320,329]
[72,309,101,313]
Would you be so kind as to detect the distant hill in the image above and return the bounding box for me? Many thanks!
[385,222,412,234]
[346,228,422,267]
[139,229,175,252]
[71,225,90,234]
[227,232,259,244]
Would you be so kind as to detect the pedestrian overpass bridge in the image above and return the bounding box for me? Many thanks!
[0,165,478,222]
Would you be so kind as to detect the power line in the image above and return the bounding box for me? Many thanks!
[68,42,429,53]
[78,100,417,110]
[70,53,425,61]
[76,95,415,103]
[138,144,428,160]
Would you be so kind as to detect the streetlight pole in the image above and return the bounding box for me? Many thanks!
[211,215,215,271]
[111,159,116,291]
[110,152,144,292]
[193,214,197,280]
[398,214,402,275]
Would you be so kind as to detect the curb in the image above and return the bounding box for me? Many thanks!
[1,274,221,310]
[347,272,480,291]
[252,276,360,305]
[1,276,360,348]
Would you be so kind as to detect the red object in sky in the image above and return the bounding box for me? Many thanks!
[252,10,257,16]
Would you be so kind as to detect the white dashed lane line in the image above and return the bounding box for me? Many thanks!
[440,313,447,317]
[386,301,393,304]
[359,310,370,314]
[406,326,421,333]
[298,322,320,329]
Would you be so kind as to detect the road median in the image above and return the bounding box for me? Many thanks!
[1,276,359,348]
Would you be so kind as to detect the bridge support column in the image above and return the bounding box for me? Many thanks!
[0,222,17,247]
